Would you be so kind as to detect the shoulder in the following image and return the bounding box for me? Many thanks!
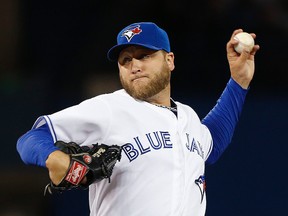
[73,89,140,114]
[77,89,129,106]
[83,89,130,102]
[176,101,201,121]
[175,101,197,114]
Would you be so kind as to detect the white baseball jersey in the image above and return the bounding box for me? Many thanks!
[34,89,213,216]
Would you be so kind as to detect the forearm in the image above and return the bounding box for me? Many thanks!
[203,78,248,164]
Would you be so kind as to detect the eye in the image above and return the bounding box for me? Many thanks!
[138,54,151,60]
[119,56,132,65]
[143,54,151,59]
[138,50,157,60]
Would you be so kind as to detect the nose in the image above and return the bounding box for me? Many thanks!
[130,58,142,74]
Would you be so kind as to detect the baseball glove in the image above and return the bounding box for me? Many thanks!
[44,141,122,195]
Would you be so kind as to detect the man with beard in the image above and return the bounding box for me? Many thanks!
[17,22,260,216]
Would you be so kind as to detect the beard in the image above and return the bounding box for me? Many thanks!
[120,63,171,101]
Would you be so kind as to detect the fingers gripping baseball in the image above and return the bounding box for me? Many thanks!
[44,141,122,195]
[226,29,260,89]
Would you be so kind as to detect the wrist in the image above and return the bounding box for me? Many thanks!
[230,77,251,90]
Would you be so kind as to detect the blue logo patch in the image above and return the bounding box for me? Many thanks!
[195,175,206,203]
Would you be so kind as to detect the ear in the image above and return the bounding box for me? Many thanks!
[166,52,175,71]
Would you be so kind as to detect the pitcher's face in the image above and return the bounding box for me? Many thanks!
[118,46,174,101]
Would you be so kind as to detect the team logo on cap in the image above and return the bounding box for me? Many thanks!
[122,25,142,42]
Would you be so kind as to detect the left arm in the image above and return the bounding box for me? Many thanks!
[227,29,260,89]
[203,78,248,164]
[204,29,260,164]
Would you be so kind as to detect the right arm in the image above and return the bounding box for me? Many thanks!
[16,124,69,185]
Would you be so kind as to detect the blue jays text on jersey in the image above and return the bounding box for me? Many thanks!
[122,130,205,162]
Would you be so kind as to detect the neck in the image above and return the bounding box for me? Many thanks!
[146,85,171,107]
[152,99,178,116]
[149,95,171,106]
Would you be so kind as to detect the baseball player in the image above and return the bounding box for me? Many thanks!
[16,22,260,215]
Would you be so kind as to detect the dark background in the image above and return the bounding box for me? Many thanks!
[1,0,287,215]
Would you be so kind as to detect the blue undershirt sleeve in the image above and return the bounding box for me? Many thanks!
[203,78,249,165]
[16,123,58,167]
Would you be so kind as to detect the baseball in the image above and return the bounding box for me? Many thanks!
[233,32,254,54]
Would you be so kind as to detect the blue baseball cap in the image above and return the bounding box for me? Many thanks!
[107,22,171,61]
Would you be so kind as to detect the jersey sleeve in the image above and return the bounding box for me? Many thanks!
[16,123,57,167]
[203,78,249,165]
[202,124,213,162]
[16,95,113,167]
[34,96,112,145]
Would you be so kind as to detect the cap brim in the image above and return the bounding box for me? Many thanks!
[107,43,162,62]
